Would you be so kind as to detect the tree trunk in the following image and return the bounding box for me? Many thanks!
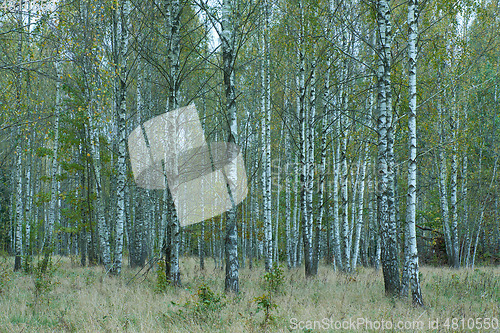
[285,130,293,269]
[352,151,368,270]
[14,146,23,272]
[221,0,239,293]
[261,1,273,271]
[162,0,182,286]
[450,92,460,269]
[43,59,62,271]
[376,0,400,295]
[112,0,129,276]
[313,105,327,275]
[437,101,453,265]
[340,38,350,272]
[402,0,423,305]
[88,105,112,272]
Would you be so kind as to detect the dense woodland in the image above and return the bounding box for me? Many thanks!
[0,0,499,306]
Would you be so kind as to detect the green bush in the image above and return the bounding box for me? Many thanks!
[254,293,277,327]
[155,260,168,293]
[194,283,225,313]
[0,258,10,294]
[263,264,284,293]
[28,258,59,311]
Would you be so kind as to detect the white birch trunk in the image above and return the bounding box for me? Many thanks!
[163,0,182,286]
[472,156,498,268]
[450,93,460,268]
[274,146,280,266]
[377,0,400,295]
[352,152,368,270]
[331,107,342,271]
[261,1,273,271]
[285,131,292,269]
[13,3,23,272]
[305,57,315,276]
[24,138,32,259]
[112,0,129,276]
[402,0,423,305]
[42,59,63,269]
[340,47,350,272]
[313,104,327,274]
[306,53,318,275]
[437,101,453,264]
[463,153,470,267]
[88,108,112,272]
[297,2,312,276]
[292,154,299,267]
[221,0,239,293]
[14,147,23,271]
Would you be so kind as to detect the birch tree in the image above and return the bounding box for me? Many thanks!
[111,0,130,276]
[376,0,400,295]
[14,145,23,271]
[164,0,182,286]
[220,0,239,293]
[295,0,314,277]
[261,0,272,272]
[339,33,350,272]
[42,58,62,271]
[401,0,423,305]
[13,0,24,273]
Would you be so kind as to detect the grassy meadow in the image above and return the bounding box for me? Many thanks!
[0,256,498,332]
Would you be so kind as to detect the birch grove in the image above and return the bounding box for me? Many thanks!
[0,0,498,305]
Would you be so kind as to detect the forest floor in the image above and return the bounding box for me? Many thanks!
[0,256,498,332]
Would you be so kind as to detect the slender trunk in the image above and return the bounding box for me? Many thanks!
[307,72,315,271]
[450,93,460,269]
[43,60,62,269]
[163,0,182,286]
[112,0,129,275]
[402,0,423,305]
[340,56,350,272]
[222,0,239,293]
[261,2,273,271]
[332,114,342,271]
[472,156,498,268]
[274,147,280,266]
[352,152,368,270]
[313,106,327,274]
[376,0,400,295]
[296,1,312,276]
[24,137,32,262]
[285,131,292,269]
[88,107,112,272]
[471,212,483,270]
[463,153,470,267]
[292,154,299,267]
[437,101,453,264]
[14,1,24,272]
[14,147,23,271]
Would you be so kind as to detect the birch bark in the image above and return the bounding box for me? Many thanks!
[221,0,239,293]
[402,0,423,305]
[112,0,130,276]
[376,0,400,295]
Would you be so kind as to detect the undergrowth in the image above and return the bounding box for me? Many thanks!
[0,256,497,332]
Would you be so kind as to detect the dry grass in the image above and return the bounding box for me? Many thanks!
[0,256,498,332]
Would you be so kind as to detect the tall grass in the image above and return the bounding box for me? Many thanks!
[0,256,498,332]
